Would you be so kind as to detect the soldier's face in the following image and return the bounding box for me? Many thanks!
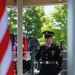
[45,37,53,45]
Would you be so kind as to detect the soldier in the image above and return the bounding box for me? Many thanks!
[35,31,63,75]
[23,53,31,74]
[59,40,64,51]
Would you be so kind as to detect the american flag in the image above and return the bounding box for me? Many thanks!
[0,0,14,75]
[23,36,28,52]
[12,34,17,60]
[13,34,17,52]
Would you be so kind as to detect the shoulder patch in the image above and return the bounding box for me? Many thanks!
[60,52,62,56]
[58,46,61,49]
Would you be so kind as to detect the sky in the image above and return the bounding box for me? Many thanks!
[44,5,55,16]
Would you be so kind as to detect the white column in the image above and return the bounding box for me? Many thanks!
[67,0,75,75]
[17,0,23,75]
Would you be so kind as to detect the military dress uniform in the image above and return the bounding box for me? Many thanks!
[35,44,63,75]
[23,59,31,74]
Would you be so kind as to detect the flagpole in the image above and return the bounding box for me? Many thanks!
[17,0,23,75]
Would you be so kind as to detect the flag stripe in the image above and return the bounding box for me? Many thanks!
[0,8,8,42]
[1,40,13,75]
[0,28,10,62]
[23,36,28,52]
[0,0,6,19]
[6,60,14,75]
[0,0,14,75]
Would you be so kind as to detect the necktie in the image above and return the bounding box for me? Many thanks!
[46,46,49,49]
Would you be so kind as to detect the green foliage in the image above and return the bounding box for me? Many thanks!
[22,6,45,38]
[40,4,67,48]
[7,6,45,38]
[7,4,67,49]
[41,16,53,32]
[50,4,67,47]
[7,7,17,33]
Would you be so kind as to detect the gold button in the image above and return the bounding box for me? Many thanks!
[46,54,48,56]
[46,57,48,59]
[42,50,43,52]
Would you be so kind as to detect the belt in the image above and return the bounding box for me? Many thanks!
[41,61,57,65]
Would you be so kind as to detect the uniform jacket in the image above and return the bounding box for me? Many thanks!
[35,44,63,75]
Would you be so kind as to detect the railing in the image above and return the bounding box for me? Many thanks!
[61,50,67,75]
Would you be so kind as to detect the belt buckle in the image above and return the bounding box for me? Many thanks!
[46,61,49,64]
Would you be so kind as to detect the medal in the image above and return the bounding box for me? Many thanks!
[50,50,55,55]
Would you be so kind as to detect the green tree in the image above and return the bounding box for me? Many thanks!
[22,6,45,38]
[50,4,67,46]
[40,4,67,49]
[7,6,46,38]
[7,7,17,33]
[41,16,53,32]
[7,5,67,49]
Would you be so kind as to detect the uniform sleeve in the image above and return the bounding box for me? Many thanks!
[35,47,41,61]
[57,46,63,71]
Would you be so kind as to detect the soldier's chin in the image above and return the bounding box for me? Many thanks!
[46,43,52,45]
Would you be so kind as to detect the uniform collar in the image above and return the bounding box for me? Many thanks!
[46,44,52,47]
